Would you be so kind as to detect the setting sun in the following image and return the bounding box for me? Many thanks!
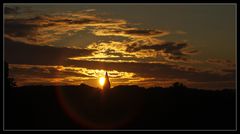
[99,77,105,86]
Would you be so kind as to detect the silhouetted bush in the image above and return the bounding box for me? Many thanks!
[170,82,187,89]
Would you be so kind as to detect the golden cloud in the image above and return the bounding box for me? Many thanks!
[9,64,150,87]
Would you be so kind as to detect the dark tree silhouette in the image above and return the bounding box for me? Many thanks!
[171,82,187,89]
[103,72,111,91]
[5,61,16,88]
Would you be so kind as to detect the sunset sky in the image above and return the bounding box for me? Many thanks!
[4,4,236,89]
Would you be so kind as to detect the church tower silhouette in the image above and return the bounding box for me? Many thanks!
[103,72,111,90]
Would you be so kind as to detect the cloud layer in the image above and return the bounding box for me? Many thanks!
[5,39,95,65]
[4,6,236,89]
[4,6,196,63]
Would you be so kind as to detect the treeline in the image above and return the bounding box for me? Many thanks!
[5,83,235,130]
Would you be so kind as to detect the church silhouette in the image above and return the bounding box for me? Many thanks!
[103,72,111,90]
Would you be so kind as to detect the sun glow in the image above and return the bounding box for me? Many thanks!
[99,77,105,86]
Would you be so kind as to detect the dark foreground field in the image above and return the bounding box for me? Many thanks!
[5,84,236,130]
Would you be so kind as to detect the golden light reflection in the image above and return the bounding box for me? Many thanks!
[69,57,138,63]
[9,64,141,87]
[9,63,182,88]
